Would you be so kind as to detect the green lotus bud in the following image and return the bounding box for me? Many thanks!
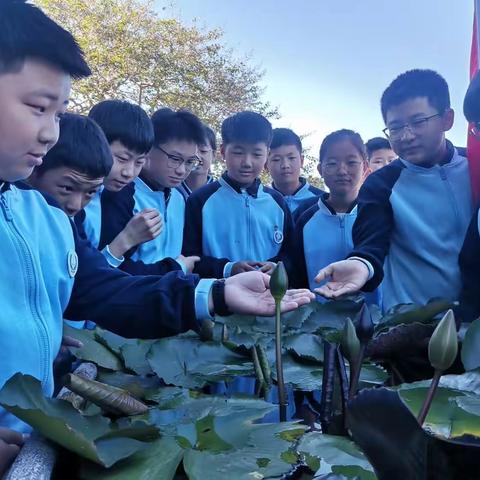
[341,317,361,362]
[356,303,374,344]
[428,309,458,371]
[270,261,288,301]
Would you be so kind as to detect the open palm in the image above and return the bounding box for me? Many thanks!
[314,259,370,299]
[225,271,314,316]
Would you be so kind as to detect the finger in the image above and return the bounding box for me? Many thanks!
[242,264,257,272]
[285,289,315,300]
[142,209,161,221]
[314,264,334,283]
[0,442,21,469]
[149,225,163,237]
[259,264,274,273]
[0,428,24,446]
[278,300,301,313]
[61,335,83,349]
[314,284,353,299]
[189,256,200,263]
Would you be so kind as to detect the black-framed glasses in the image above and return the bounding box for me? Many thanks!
[383,113,442,140]
[155,146,201,171]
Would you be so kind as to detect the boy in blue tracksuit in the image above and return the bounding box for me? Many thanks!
[183,111,294,279]
[177,125,216,200]
[315,69,473,312]
[98,107,203,275]
[0,1,313,444]
[266,128,324,214]
[292,129,379,305]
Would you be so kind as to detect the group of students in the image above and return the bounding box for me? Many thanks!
[2,0,480,472]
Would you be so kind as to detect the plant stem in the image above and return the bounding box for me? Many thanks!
[336,346,349,421]
[417,369,442,426]
[319,342,336,433]
[275,300,287,421]
[348,344,366,400]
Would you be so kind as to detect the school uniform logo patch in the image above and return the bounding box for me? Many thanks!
[67,250,78,278]
[273,227,284,244]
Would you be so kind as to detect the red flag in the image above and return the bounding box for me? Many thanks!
[468,0,480,202]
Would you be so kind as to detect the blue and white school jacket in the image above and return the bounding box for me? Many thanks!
[291,194,380,305]
[350,142,473,312]
[0,182,211,430]
[183,173,294,278]
[97,176,186,274]
[271,177,324,214]
[177,175,214,200]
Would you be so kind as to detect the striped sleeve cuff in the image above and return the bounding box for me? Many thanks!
[194,278,216,321]
[101,245,125,268]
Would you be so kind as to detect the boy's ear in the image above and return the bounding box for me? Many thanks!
[220,143,226,162]
[317,162,323,178]
[300,154,305,168]
[442,108,455,132]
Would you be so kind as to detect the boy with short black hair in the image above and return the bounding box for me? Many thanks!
[0,0,313,441]
[365,137,397,172]
[267,128,323,212]
[178,124,216,199]
[29,113,111,217]
[183,111,294,278]
[316,69,473,312]
[99,107,204,274]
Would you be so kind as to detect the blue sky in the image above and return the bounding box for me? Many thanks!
[155,0,474,155]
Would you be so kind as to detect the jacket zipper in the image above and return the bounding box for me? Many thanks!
[242,190,251,254]
[0,192,50,386]
[439,167,461,232]
[339,215,346,251]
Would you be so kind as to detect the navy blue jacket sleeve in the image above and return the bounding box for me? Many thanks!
[64,225,200,339]
[99,183,136,255]
[182,185,229,278]
[459,208,480,322]
[264,188,295,271]
[99,183,182,275]
[348,162,403,291]
[289,207,314,289]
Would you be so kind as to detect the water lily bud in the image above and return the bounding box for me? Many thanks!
[356,304,374,344]
[341,317,361,362]
[428,309,458,371]
[270,261,288,301]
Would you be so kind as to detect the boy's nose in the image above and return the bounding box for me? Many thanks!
[65,195,82,217]
[38,116,59,147]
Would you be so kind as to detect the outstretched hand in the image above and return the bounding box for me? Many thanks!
[314,259,370,299]
[224,271,314,316]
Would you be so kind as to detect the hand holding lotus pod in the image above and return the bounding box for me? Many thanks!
[65,374,149,416]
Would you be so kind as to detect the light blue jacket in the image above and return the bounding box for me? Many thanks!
[351,143,472,311]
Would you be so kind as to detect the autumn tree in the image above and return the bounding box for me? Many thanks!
[36,0,277,132]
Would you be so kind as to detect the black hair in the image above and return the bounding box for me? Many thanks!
[150,108,205,146]
[270,128,302,153]
[365,137,392,158]
[464,70,480,123]
[319,129,367,163]
[36,113,112,178]
[221,111,273,147]
[0,0,90,79]
[88,100,154,155]
[380,69,450,122]
[203,125,217,151]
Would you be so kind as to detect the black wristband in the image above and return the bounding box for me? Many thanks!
[212,279,232,317]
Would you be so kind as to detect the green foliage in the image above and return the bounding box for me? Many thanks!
[36,0,277,133]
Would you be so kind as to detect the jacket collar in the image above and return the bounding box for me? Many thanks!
[221,172,261,196]
[272,177,307,196]
[399,140,458,171]
[181,175,214,196]
[318,192,357,215]
[138,174,171,199]
[0,182,8,193]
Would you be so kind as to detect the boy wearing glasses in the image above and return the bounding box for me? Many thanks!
[178,125,216,199]
[315,69,473,312]
[99,107,202,274]
[183,111,294,278]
